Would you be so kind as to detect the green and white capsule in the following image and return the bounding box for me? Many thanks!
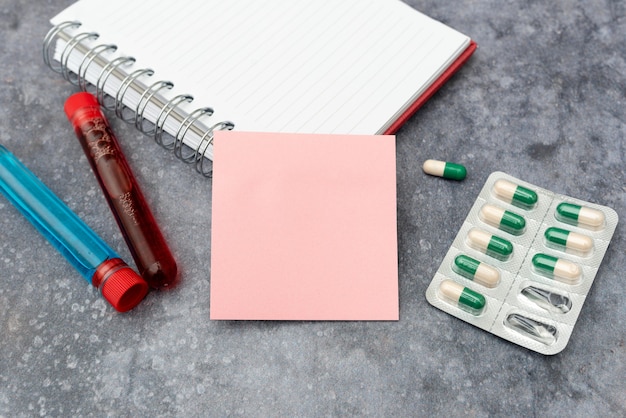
[467,228,514,260]
[439,279,486,314]
[532,253,581,285]
[556,202,605,230]
[479,204,526,235]
[422,159,466,180]
[544,227,593,256]
[492,179,538,209]
[453,254,500,288]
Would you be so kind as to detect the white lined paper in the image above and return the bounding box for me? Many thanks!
[52,0,470,136]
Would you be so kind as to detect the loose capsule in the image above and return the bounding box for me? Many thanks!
[544,227,593,256]
[532,253,582,285]
[492,179,538,209]
[453,254,500,288]
[422,159,466,180]
[479,204,526,235]
[467,228,513,260]
[556,202,605,230]
[438,279,486,314]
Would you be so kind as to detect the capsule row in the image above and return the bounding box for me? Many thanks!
[439,262,572,322]
[474,216,596,259]
[439,275,574,320]
[461,228,585,285]
[442,225,586,316]
[467,224,592,266]
[438,276,565,346]
[453,250,581,290]
[445,251,579,315]
[493,179,607,232]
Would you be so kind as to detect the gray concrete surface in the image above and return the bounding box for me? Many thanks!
[1,1,624,416]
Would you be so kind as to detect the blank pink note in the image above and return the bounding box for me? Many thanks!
[210,131,398,320]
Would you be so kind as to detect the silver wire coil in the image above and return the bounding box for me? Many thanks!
[43,21,235,176]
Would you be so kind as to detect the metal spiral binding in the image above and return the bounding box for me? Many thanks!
[115,68,155,122]
[43,21,235,176]
[174,107,214,163]
[154,94,194,149]
[134,80,174,133]
[77,44,117,91]
[195,121,235,176]
[95,56,136,108]
[60,31,99,85]
[43,21,81,73]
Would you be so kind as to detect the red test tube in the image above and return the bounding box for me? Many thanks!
[64,92,178,289]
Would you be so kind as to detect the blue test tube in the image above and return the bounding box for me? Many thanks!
[0,144,148,312]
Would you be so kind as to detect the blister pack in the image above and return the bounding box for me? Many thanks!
[425,171,618,354]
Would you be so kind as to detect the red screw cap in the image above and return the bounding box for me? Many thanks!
[93,258,149,312]
[101,266,149,312]
[64,92,100,121]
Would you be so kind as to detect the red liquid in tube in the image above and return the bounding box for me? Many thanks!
[65,92,178,289]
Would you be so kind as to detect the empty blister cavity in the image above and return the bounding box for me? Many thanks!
[544,227,593,257]
[556,202,605,231]
[531,253,582,285]
[479,203,526,235]
[492,179,538,210]
[438,279,486,315]
[505,313,558,345]
[453,254,500,288]
[521,286,572,314]
[466,228,513,261]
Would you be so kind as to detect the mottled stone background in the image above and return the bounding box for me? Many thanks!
[1,1,624,416]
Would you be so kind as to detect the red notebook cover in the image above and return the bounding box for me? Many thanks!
[384,40,477,135]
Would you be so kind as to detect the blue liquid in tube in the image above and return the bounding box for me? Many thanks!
[0,145,148,312]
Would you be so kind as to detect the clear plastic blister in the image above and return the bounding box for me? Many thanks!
[425,171,618,355]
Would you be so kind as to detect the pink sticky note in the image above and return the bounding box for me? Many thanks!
[210,131,398,320]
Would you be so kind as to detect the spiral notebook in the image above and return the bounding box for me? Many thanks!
[45,0,476,175]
